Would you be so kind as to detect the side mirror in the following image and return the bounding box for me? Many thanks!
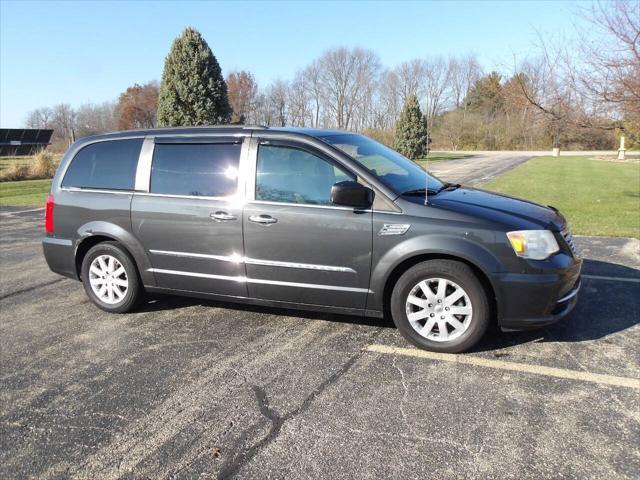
[331,181,374,209]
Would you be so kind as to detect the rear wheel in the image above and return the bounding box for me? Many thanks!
[390,260,489,353]
[81,241,142,313]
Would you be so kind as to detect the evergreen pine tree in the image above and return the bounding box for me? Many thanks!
[393,94,429,160]
[157,27,231,126]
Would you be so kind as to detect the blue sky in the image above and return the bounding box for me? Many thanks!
[1,0,584,126]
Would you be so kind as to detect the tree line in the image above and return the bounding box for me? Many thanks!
[25,0,638,153]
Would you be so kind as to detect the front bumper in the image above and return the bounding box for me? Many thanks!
[494,254,582,330]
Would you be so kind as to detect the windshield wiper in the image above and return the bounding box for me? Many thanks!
[400,188,439,196]
[401,183,461,197]
[435,182,461,194]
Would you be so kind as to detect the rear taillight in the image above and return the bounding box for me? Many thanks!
[45,194,54,234]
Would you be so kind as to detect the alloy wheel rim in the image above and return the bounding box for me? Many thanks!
[405,277,473,342]
[89,254,128,305]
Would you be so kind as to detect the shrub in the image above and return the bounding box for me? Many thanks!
[30,150,58,179]
[362,128,395,148]
[1,164,31,182]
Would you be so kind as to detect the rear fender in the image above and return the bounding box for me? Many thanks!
[76,221,156,286]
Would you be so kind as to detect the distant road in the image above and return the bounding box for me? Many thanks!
[426,152,534,186]
[426,149,634,187]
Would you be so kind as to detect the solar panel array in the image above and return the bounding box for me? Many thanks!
[0,129,54,156]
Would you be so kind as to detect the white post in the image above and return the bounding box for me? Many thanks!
[617,136,626,160]
[552,147,560,157]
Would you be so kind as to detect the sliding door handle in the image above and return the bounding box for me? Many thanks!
[249,214,277,225]
[210,211,237,221]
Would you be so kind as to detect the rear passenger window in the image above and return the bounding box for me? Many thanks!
[62,139,143,190]
[150,143,241,197]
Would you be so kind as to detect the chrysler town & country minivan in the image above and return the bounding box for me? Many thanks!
[43,126,582,352]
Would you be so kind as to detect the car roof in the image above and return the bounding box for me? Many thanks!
[76,125,358,143]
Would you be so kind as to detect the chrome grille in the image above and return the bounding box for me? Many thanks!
[562,227,578,256]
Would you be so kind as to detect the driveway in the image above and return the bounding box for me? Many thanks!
[427,152,534,186]
[1,165,639,478]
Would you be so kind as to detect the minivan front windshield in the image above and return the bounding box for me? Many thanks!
[320,134,444,196]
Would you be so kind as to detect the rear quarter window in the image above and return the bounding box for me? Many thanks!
[62,138,143,190]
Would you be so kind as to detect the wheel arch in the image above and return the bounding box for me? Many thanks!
[74,221,155,286]
[379,252,499,326]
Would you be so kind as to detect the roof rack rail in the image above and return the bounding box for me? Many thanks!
[242,124,269,130]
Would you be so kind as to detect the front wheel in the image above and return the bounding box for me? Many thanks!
[390,260,489,353]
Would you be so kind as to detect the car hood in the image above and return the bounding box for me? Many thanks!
[403,186,566,231]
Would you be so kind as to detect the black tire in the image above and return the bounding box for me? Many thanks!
[81,241,142,313]
[390,259,489,353]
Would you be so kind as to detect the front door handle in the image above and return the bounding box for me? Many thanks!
[249,214,277,225]
[210,211,237,221]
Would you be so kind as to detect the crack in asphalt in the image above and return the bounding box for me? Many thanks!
[217,328,383,479]
[0,278,65,300]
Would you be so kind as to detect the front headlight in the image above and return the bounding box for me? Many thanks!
[506,230,559,260]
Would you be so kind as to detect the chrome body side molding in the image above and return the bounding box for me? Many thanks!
[148,249,356,273]
[148,268,371,293]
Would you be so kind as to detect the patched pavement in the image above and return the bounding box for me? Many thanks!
[1,206,639,478]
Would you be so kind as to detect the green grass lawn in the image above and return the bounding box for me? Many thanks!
[483,156,640,238]
[0,179,52,207]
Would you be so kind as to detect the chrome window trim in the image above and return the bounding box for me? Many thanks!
[61,186,134,196]
[149,249,356,273]
[148,268,370,293]
[247,200,367,212]
[134,136,155,192]
[244,136,259,201]
[133,192,241,202]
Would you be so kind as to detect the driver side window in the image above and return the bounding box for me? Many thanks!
[255,144,354,205]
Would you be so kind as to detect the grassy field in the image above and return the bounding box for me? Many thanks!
[484,156,640,238]
[0,179,52,207]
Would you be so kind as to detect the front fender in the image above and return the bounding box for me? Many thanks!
[76,221,156,286]
[367,233,503,312]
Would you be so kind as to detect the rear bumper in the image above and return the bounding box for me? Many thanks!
[494,255,582,330]
[42,237,78,280]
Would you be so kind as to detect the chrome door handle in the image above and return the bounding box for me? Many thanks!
[249,214,277,225]
[210,211,237,221]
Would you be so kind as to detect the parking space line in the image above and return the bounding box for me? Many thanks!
[582,274,640,283]
[366,344,640,390]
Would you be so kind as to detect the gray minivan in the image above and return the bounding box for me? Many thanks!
[43,126,582,353]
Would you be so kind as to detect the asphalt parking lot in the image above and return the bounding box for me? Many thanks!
[1,177,639,478]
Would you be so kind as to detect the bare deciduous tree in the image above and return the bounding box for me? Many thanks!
[514,0,639,143]
[24,107,54,129]
[288,70,313,127]
[319,47,381,130]
[448,54,483,110]
[394,59,427,102]
[76,102,118,137]
[422,56,451,125]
